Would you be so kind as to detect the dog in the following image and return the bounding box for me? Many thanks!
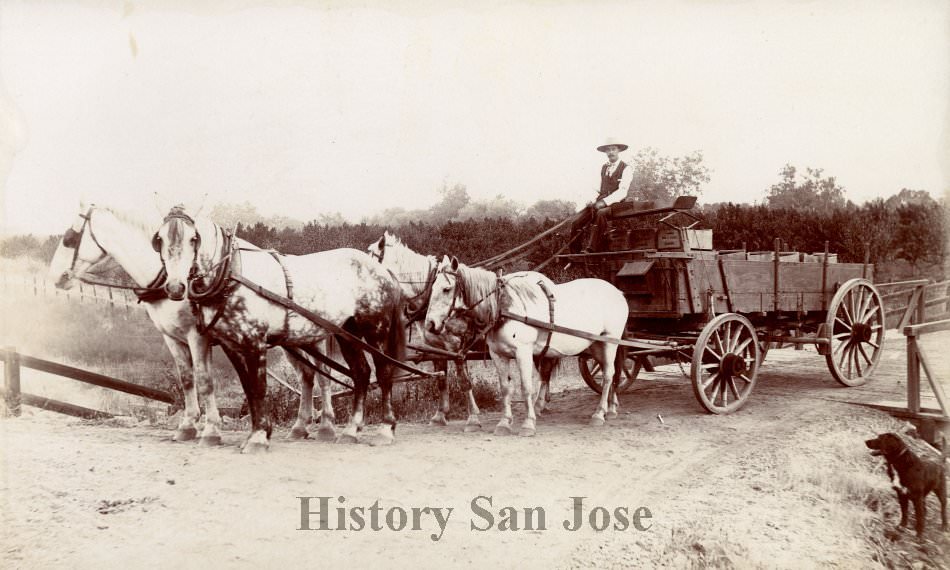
[865,432,947,538]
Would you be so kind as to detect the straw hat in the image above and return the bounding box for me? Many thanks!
[596,137,628,152]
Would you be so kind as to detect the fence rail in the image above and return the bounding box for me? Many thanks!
[0,272,148,318]
[1,346,176,418]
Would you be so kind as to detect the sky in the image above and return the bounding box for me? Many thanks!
[0,0,947,235]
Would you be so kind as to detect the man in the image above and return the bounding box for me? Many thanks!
[569,138,634,253]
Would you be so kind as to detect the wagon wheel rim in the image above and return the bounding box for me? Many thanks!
[691,313,760,414]
[825,278,885,387]
[578,349,640,395]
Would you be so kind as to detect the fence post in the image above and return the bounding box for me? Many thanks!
[906,334,920,414]
[3,346,21,417]
[914,283,926,324]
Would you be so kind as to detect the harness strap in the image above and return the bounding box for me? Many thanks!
[192,230,237,335]
[536,280,556,360]
[228,273,440,379]
[134,268,168,303]
[266,249,295,339]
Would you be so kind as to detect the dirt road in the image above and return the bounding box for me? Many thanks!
[2,334,948,569]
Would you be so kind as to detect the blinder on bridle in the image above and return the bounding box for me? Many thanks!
[62,207,107,272]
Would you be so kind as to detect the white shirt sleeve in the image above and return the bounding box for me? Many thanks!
[603,162,634,206]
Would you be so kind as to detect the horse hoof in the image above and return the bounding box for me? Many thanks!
[198,435,222,447]
[288,427,310,440]
[606,411,618,420]
[173,427,198,442]
[493,424,513,436]
[463,423,482,433]
[589,416,606,427]
[316,426,337,442]
[519,427,537,437]
[336,433,359,444]
[429,416,449,427]
[241,442,269,454]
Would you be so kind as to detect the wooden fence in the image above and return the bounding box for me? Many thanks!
[0,272,148,318]
[1,346,176,419]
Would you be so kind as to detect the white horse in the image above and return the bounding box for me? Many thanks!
[46,203,339,445]
[368,232,482,432]
[423,256,627,436]
[155,206,406,452]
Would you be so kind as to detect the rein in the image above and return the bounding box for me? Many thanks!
[431,268,504,335]
[403,260,438,324]
[62,206,167,300]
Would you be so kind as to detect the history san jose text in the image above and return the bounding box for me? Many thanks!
[297,495,653,542]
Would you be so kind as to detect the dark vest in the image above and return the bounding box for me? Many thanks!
[598,161,627,200]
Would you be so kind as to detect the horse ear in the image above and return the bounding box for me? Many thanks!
[377,234,386,249]
[151,231,161,252]
[450,256,459,271]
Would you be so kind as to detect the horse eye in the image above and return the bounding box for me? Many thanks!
[442,286,451,293]
[190,236,199,245]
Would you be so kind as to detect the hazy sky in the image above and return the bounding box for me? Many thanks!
[0,0,947,235]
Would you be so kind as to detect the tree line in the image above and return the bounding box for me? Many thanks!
[3,155,945,281]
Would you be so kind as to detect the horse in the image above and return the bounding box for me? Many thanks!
[154,205,406,452]
[423,255,627,436]
[367,232,482,432]
[46,203,340,446]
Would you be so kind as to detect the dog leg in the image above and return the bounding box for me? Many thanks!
[938,479,947,531]
[898,492,909,529]
[913,495,926,538]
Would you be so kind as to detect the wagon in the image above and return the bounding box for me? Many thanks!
[554,196,885,413]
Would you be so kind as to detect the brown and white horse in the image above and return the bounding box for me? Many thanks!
[368,232,482,432]
[424,256,627,436]
[155,206,406,452]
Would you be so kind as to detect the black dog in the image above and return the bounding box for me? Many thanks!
[866,432,947,537]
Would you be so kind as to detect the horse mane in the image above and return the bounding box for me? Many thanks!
[380,232,435,288]
[455,264,548,325]
[98,205,161,237]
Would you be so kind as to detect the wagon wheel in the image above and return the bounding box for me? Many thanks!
[824,278,885,387]
[578,347,640,394]
[691,313,760,414]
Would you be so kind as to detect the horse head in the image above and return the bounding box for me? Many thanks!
[48,204,112,290]
[424,254,463,339]
[154,205,208,301]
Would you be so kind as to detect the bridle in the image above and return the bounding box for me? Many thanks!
[428,268,465,335]
[153,208,207,288]
[62,206,108,274]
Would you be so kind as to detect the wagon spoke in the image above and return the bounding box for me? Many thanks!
[734,337,753,356]
[858,342,875,366]
[728,378,741,400]
[713,330,726,359]
[701,371,719,392]
[833,332,851,339]
[834,317,852,332]
[853,345,863,377]
[704,346,723,362]
[866,339,879,349]
[720,378,729,406]
[858,290,874,323]
[737,374,752,385]
[833,337,850,356]
[700,362,720,369]
[836,339,851,367]
[842,298,856,327]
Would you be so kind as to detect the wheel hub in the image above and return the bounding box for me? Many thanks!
[850,322,872,343]
[720,353,748,377]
